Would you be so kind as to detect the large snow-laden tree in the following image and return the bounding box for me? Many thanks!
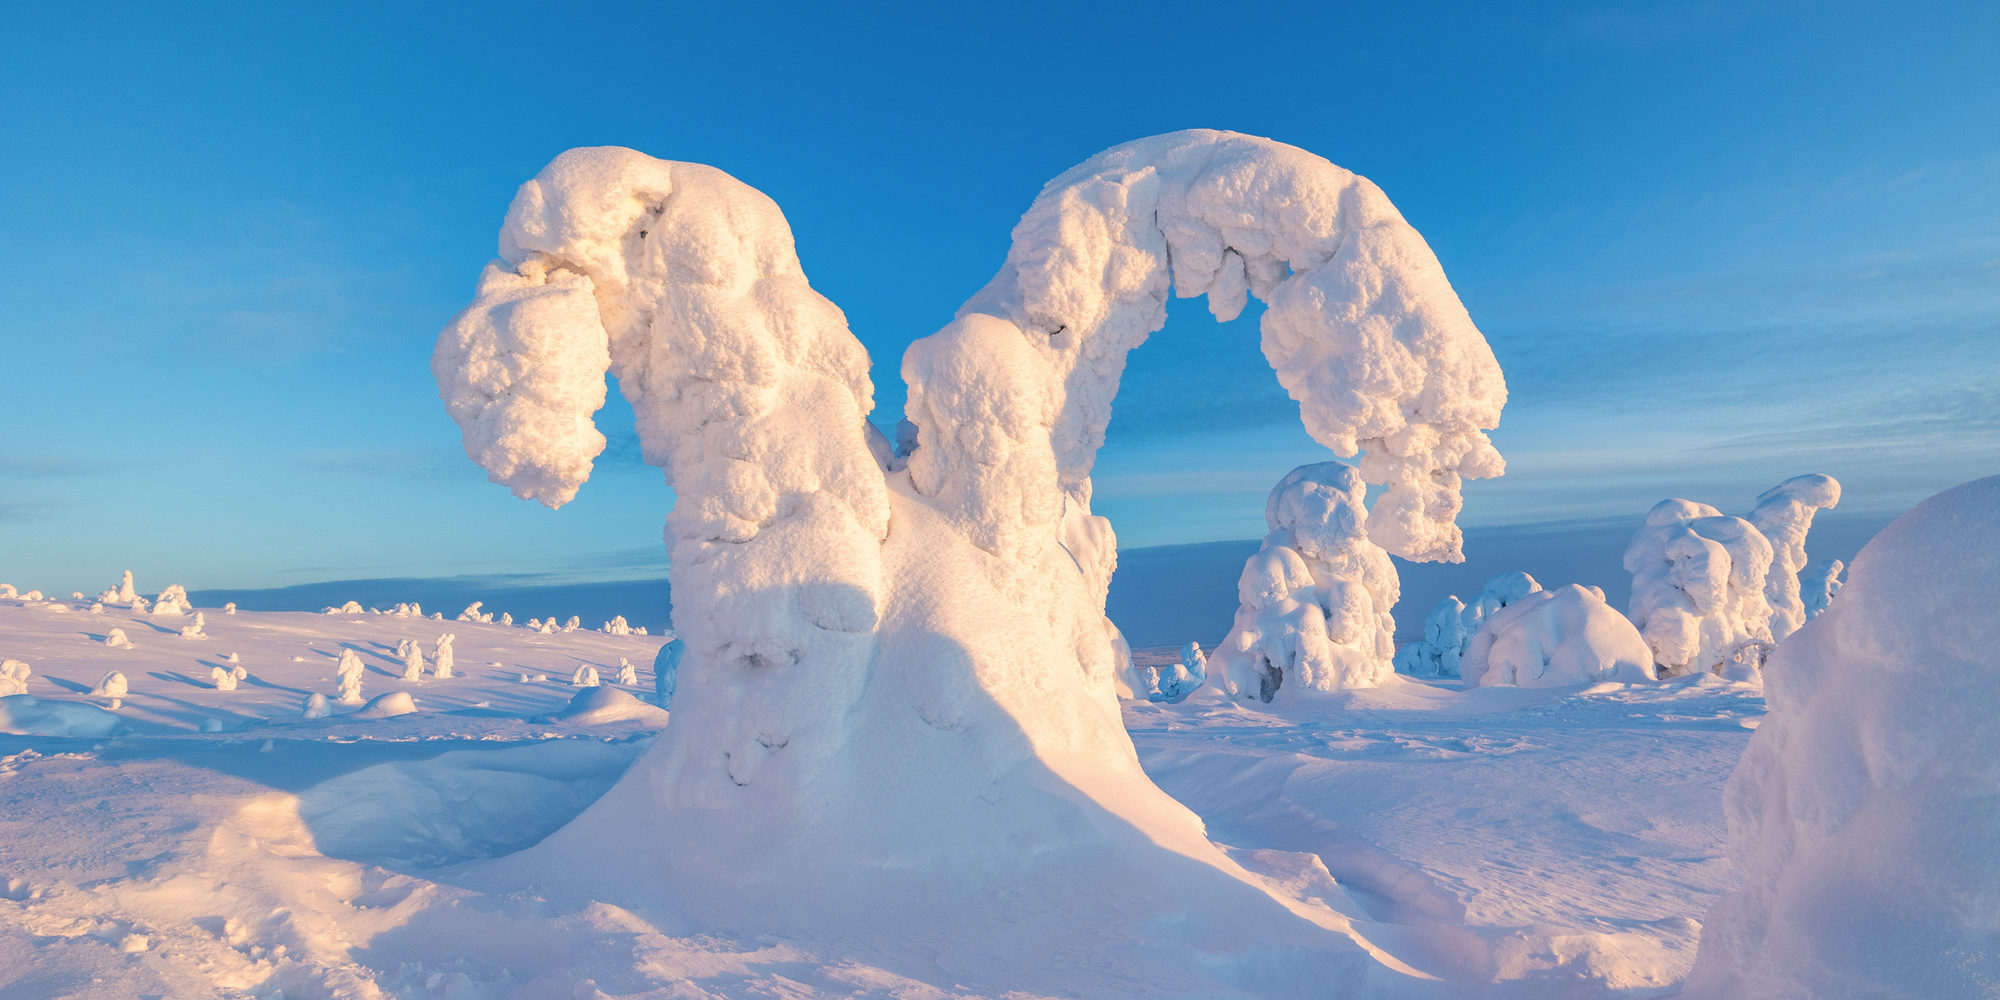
[435,131,1505,982]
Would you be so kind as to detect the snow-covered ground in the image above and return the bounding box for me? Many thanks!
[0,594,1757,997]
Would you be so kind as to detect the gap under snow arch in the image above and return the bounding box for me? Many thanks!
[435,130,1506,992]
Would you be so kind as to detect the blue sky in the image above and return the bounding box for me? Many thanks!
[2,0,1995,597]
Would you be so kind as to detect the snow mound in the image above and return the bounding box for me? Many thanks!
[1685,474,2000,998]
[0,659,30,697]
[1461,584,1656,688]
[1394,572,1543,678]
[352,691,417,719]
[1216,461,1400,700]
[537,685,671,726]
[0,695,126,737]
[153,584,191,617]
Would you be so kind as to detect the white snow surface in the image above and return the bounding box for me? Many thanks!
[1460,584,1657,688]
[0,594,1764,996]
[1684,474,2000,998]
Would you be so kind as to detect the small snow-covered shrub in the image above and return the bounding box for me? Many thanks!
[601,615,631,636]
[561,615,580,633]
[1216,463,1399,702]
[323,600,364,615]
[129,596,149,613]
[153,584,190,617]
[210,663,247,691]
[1460,585,1656,688]
[457,601,483,621]
[570,664,600,687]
[179,611,208,639]
[398,638,424,681]
[1685,475,2000,998]
[499,612,513,627]
[1394,572,1545,678]
[1800,558,1844,621]
[335,649,365,704]
[95,570,137,606]
[223,602,236,615]
[92,671,128,708]
[0,660,32,697]
[653,638,682,709]
[432,633,455,679]
[102,628,131,649]
[302,693,330,719]
[615,657,637,686]
[0,585,15,599]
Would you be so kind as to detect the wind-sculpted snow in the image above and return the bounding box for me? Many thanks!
[1685,475,2000,998]
[435,131,1506,985]
[1624,500,1776,677]
[1460,584,1656,688]
[1217,462,1400,699]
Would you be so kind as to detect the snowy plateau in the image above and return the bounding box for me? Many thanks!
[1,131,1992,999]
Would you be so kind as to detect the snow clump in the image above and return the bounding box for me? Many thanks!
[570,664,600,687]
[179,611,208,639]
[101,628,131,649]
[335,649,366,704]
[152,584,190,617]
[95,571,138,606]
[602,615,631,635]
[1685,475,2000,998]
[1216,462,1399,702]
[353,691,417,718]
[1460,584,1656,688]
[92,671,128,709]
[0,660,32,697]
[223,602,236,615]
[302,693,330,718]
[1151,642,1206,703]
[457,601,484,621]
[615,657,637,686]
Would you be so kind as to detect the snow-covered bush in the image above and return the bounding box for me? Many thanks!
[179,611,208,639]
[499,612,513,627]
[222,602,236,615]
[335,649,365,704]
[1745,474,1840,640]
[1624,499,1776,677]
[615,657,637,686]
[102,628,130,649]
[1685,474,2000,998]
[92,671,128,708]
[1215,462,1400,701]
[0,585,15,599]
[561,615,580,633]
[457,601,483,621]
[1800,558,1844,622]
[323,601,364,615]
[0,660,32,697]
[152,584,190,617]
[1148,642,1206,703]
[1460,584,1656,688]
[432,633,455,679]
[434,133,1506,938]
[652,637,682,709]
[602,615,630,635]
[569,664,600,687]
[1393,572,1545,678]
[210,663,247,691]
[302,692,330,718]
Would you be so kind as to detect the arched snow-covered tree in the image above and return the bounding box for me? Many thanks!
[436,131,1506,985]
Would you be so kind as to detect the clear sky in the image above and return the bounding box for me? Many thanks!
[2,0,1995,597]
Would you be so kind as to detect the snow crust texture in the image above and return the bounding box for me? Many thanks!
[1216,462,1399,700]
[1685,474,2000,998]
[434,131,1507,980]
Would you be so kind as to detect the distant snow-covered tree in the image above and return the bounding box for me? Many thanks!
[92,671,128,709]
[432,633,455,679]
[616,657,637,686]
[0,659,32,697]
[570,664,600,687]
[335,649,366,704]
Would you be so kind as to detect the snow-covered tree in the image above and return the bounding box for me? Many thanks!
[302,692,330,719]
[323,601,364,615]
[1685,475,1999,999]
[1393,572,1545,678]
[615,657,637,686]
[499,612,513,627]
[1215,462,1400,700]
[335,649,365,704]
[223,602,237,615]
[1144,642,1206,703]
[1746,474,1840,640]
[92,671,128,709]
[179,611,208,639]
[1460,584,1655,688]
[95,570,137,606]
[570,664,600,687]
[398,638,424,681]
[0,659,32,697]
[432,633,455,679]
[1624,500,1776,677]
[102,628,130,649]
[457,601,483,621]
[653,637,682,709]
[210,662,247,691]
[0,585,15,599]
[1800,558,1844,621]
[602,615,631,635]
[433,132,1506,944]
[153,584,191,617]
[561,615,580,633]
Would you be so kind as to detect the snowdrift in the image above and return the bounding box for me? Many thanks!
[1685,474,2000,997]
[436,130,1507,989]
